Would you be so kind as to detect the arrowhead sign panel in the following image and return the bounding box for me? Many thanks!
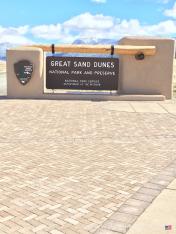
[46,56,119,90]
[14,60,33,85]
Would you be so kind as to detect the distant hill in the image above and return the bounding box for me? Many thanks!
[73,38,118,45]
[0,56,6,61]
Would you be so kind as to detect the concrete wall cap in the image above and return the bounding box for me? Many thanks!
[7,47,43,53]
[120,36,175,42]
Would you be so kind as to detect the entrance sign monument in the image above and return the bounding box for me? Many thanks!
[7,37,175,100]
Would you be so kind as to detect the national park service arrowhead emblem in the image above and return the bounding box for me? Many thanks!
[14,60,33,85]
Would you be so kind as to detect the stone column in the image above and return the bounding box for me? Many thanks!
[7,47,43,98]
[118,37,175,99]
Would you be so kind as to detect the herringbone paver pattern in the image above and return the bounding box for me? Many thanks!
[0,100,176,233]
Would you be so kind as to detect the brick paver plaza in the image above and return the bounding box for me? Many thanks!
[0,100,176,234]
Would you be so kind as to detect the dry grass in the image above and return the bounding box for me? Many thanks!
[0,61,6,73]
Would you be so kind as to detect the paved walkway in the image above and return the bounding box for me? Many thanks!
[0,100,176,234]
[126,179,176,234]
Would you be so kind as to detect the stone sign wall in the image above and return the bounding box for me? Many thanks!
[6,37,175,100]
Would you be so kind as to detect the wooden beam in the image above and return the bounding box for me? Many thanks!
[28,44,156,56]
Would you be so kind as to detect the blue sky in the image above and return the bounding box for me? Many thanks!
[0,0,174,26]
[0,0,176,46]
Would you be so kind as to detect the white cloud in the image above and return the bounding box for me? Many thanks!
[159,0,170,4]
[63,13,115,30]
[31,24,62,40]
[0,25,29,37]
[30,13,117,42]
[30,12,176,42]
[91,0,107,3]
[145,20,176,34]
[0,25,32,44]
[164,2,176,18]
[0,12,176,47]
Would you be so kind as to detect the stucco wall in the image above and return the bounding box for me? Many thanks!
[7,47,44,99]
[118,37,175,99]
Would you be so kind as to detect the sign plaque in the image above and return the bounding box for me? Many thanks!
[46,56,119,90]
[14,60,33,85]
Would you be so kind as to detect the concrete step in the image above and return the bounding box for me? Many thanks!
[41,93,166,101]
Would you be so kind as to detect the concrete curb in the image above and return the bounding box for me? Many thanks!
[95,159,176,234]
